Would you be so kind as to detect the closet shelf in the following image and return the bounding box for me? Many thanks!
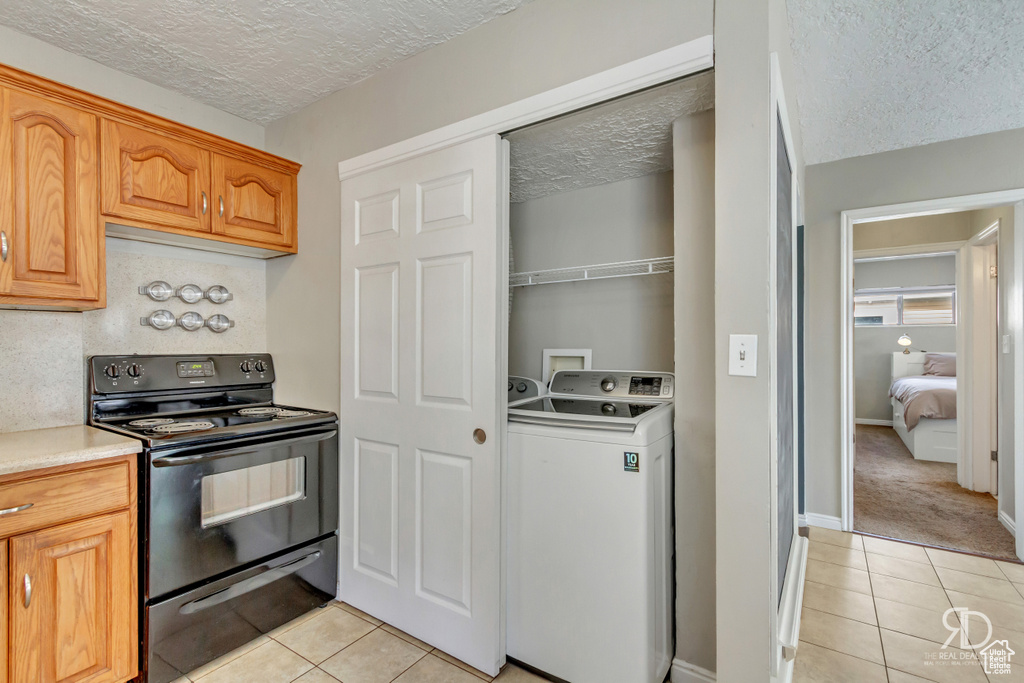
[510,256,674,287]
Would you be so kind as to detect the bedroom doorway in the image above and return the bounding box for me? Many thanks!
[840,190,1024,561]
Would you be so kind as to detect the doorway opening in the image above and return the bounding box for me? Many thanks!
[841,192,1024,561]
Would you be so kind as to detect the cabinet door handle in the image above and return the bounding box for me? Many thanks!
[23,574,31,608]
[1,230,7,262]
[0,502,32,516]
[219,196,224,217]
[201,191,208,215]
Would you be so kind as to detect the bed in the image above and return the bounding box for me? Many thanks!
[890,351,958,463]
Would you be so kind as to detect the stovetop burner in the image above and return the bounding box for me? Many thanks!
[273,409,312,417]
[238,407,283,416]
[148,420,216,434]
[129,417,176,427]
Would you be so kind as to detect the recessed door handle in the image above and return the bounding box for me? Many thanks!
[23,574,31,608]
[473,428,486,444]
[201,191,208,215]
[219,196,224,217]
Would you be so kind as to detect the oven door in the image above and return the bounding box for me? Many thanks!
[147,425,339,599]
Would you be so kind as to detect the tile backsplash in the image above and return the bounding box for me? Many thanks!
[0,237,268,433]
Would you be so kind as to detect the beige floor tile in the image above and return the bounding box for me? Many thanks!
[880,629,988,683]
[320,628,427,683]
[187,635,271,680]
[946,590,1024,632]
[994,662,1024,682]
[808,526,863,550]
[886,669,939,683]
[871,574,952,613]
[493,664,549,682]
[807,541,867,570]
[194,641,313,683]
[866,553,940,586]
[432,649,494,681]
[337,601,385,626]
[999,561,1024,583]
[964,619,1024,654]
[392,654,484,683]
[293,670,342,683]
[791,641,887,683]
[936,567,1024,603]
[925,548,1004,579]
[805,558,872,595]
[381,623,434,651]
[862,536,930,564]
[267,607,326,639]
[802,580,877,625]
[874,597,959,645]
[798,607,884,664]
[274,607,376,664]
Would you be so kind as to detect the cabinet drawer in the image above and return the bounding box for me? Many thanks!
[0,462,130,538]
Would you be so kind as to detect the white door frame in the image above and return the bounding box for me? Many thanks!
[840,190,1024,560]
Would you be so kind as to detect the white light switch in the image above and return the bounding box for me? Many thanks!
[729,334,758,377]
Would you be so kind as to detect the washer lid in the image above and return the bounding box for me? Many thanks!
[508,396,669,431]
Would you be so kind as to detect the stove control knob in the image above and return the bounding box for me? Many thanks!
[600,376,617,393]
[254,360,267,373]
[240,361,253,373]
[126,364,142,378]
[104,364,120,379]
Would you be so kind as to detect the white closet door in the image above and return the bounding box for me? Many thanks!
[340,135,506,675]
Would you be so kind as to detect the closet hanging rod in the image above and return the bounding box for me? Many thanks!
[509,256,674,287]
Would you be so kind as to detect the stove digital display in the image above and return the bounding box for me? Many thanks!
[177,361,215,378]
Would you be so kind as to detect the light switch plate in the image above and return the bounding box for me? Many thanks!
[729,334,758,377]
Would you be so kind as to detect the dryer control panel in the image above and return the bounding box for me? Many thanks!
[549,370,674,399]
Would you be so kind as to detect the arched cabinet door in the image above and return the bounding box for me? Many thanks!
[100,119,212,234]
[0,87,102,307]
[212,154,297,252]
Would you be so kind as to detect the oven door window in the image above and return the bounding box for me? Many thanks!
[201,457,306,528]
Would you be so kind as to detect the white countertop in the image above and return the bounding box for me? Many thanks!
[0,425,142,477]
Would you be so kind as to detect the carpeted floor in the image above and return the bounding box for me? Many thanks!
[854,424,1016,560]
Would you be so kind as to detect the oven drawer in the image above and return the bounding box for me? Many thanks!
[0,461,131,538]
[146,534,337,683]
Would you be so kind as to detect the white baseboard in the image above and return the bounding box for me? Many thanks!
[802,513,843,531]
[671,658,716,683]
[855,418,893,426]
[1000,509,1016,536]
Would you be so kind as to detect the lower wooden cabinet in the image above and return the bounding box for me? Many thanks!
[0,455,137,683]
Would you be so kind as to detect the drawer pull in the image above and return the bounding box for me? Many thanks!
[23,574,31,608]
[0,502,32,516]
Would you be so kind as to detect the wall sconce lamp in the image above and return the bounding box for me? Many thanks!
[898,334,913,354]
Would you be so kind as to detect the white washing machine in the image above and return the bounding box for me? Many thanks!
[508,375,547,406]
[506,370,674,683]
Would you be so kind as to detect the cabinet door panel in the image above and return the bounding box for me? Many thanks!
[212,154,296,250]
[0,87,102,304]
[1,540,7,683]
[10,511,135,683]
[101,119,212,233]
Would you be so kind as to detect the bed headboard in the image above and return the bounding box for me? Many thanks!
[891,351,955,380]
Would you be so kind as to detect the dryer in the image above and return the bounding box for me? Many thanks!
[508,375,547,406]
[506,370,674,683]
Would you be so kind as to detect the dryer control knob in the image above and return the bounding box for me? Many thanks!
[600,376,617,392]
[517,382,527,392]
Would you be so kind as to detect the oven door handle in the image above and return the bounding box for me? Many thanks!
[152,429,338,467]
[178,550,322,615]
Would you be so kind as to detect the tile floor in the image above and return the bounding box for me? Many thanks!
[173,601,547,683]
[794,526,1024,682]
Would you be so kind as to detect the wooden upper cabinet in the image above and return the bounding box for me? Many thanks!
[0,87,103,308]
[212,153,297,251]
[9,511,135,683]
[101,119,212,234]
[0,540,7,683]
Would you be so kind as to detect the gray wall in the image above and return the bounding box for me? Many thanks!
[714,0,806,679]
[854,213,973,251]
[508,172,674,380]
[804,127,1024,524]
[261,0,717,675]
[0,26,267,434]
[855,254,955,289]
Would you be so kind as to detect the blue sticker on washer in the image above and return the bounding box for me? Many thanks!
[624,452,639,473]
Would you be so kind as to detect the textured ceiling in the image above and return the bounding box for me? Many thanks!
[0,0,531,125]
[787,0,1024,165]
[506,72,714,203]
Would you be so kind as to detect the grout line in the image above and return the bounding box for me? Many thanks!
[272,622,382,669]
